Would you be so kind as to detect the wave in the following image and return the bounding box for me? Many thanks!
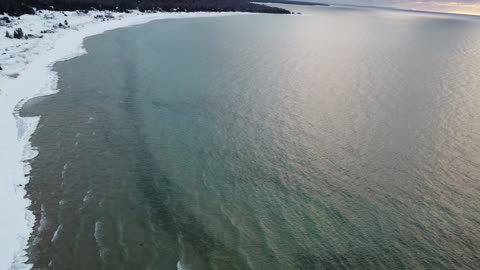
[83,190,93,203]
[94,219,108,263]
[51,224,64,243]
[177,260,190,270]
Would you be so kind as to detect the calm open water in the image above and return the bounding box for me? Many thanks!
[22,5,480,270]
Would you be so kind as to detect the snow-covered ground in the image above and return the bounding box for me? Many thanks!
[0,10,239,270]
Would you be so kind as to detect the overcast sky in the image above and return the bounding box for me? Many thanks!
[321,0,480,15]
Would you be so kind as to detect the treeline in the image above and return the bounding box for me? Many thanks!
[254,0,328,6]
[0,0,290,16]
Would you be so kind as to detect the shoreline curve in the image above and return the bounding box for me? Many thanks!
[0,10,241,270]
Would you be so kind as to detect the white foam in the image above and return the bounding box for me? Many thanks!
[0,9,244,270]
[80,189,93,211]
[98,198,105,208]
[94,220,108,262]
[117,221,129,262]
[51,224,63,243]
[61,163,68,179]
[177,260,190,270]
[82,189,93,204]
[31,204,47,247]
[93,221,103,244]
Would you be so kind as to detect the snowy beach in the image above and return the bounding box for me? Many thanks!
[0,10,238,270]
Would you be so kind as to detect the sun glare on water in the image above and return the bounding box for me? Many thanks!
[412,1,480,16]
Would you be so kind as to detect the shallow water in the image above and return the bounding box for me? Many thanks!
[22,5,480,270]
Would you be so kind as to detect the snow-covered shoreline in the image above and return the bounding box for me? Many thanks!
[0,10,240,269]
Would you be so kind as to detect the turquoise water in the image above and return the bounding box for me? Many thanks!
[22,6,480,270]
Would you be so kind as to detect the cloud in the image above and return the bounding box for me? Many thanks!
[323,0,480,15]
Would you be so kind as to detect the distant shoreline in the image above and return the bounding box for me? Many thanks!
[253,0,329,7]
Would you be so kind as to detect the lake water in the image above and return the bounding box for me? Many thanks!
[21,5,480,270]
